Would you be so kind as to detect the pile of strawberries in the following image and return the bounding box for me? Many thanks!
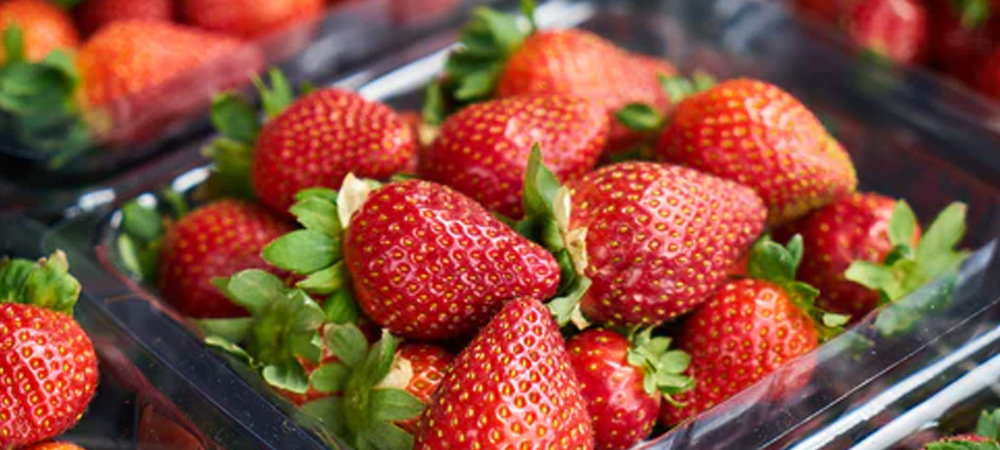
[793,0,1000,102]
[115,2,972,449]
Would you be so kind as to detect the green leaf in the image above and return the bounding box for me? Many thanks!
[262,230,341,273]
[370,389,425,422]
[121,200,165,243]
[311,362,351,394]
[422,81,447,126]
[888,200,918,248]
[255,68,295,119]
[546,277,591,328]
[978,409,1000,440]
[822,313,850,328]
[522,144,561,221]
[952,0,992,29]
[655,349,691,374]
[360,421,414,450]
[296,261,350,295]
[916,202,967,272]
[615,103,664,132]
[324,290,360,324]
[520,0,538,32]
[324,323,369,368]
[197,318,254,343]
[2,24,25,64]
[202,137,256,200]
[0,251,80,314]
[300,397,348,437]
[224,270,286,314]
[296,188,340,203]
[454,68,501,101]
[290,196,342,237]
[205,336,257,366]
[746,235,800,284]
[262,362,310,394]
[211,93,261,144]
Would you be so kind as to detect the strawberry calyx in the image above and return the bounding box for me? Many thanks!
[615,72,716,133]
[926,410,1000,450]
[845,201,969,307]
[117,189,190,281]
[746,235,849,341]
[0,23,93,167]
[302,330,425,450]
[200,269,326,395]
[203,68,296,199]
[950,0,992,29]
[518,144,592,328]
[624,327,694,406]
[423,0,536,124]
[0,250,81,314]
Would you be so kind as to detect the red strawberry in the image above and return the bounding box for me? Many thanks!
[656,78,858,225]
[661,236,831,425]
[342,179,561,340]
[394,344,453,434]
[927,0,1000,84]
[0,0,79,63]
[567,328,692,450]
[180,0,324,39]
[252,89,417,215]
[777,193,921,319]
[23,443,88,450]
[76,0,175,36]
[564,162,766,326]
[0,252,98,450]
[159,200,294,318]
[420,94,608,218]
[846,0,928,64]
[414,297,594,450]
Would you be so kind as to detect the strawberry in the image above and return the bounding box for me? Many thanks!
[393,344,453,434]
[260,179,561,341]
[252,88,417,215]
[179,0,324,39]
[24,443,88,450]
[566,328,692,450]
[414,297,594,450]
[927,0,1000,84]
[975,45,1000,101]
[0,252,98,449]
[0,0,79,63]
[430,2,676,154]
[776,193,919,318]
[556,161,766,327]
[158,199,294,318]
[661,236,842,425]
[76,0,175,36]
[419,94,608,218]
[846,0,928,64]
[922,408,1000,449]
[655,78,858,225]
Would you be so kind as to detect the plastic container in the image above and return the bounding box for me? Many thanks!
[46,0,1000,449]
[0,0,490,221]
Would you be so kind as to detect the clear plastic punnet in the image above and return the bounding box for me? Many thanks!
[43,1,1000,449]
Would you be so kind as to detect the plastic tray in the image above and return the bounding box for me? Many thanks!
[0,0,491,221]
[47,0,1000,449]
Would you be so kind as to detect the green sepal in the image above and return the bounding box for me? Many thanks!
[357,420,414,450]
[422,81,448,126]
[846,202,970,306]
[297,261,350,295]
[977,409,1000,440]
[310,361,351,394]
[625,327,694,406]
[324,322,369,368]
[925,441,1000,450]
[297,188,340,203]
[615,103,664,132]
[0,251,81,315]
[300,397,349,438]
[370,389,424,422]
[324,290,360,325]
[204,335,258,368]
[291,196,343,237]
[951,0,992,29]
[201,137,256,200]
[254,68,295,119]
[263,362,311,395]
[547,275,591,328]
[197,317,254,343]
[659,72,716,104]
[116,198,168,281]
[263,230,341,274]
[3,24,25,64]
[522,144,561,228]
[211,93,261,144]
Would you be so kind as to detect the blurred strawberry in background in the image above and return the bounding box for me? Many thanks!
[0,0,79,62]
[75,0,175,36]
[179,0,323,38]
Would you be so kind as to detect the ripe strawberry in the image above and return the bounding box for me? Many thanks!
[563,162,766,326]
[0,252,98,450]
[777,193,921,319]
[159,199,294,318]
[656,78,858,225]
[419,94,608,218]
[179,0,324,39]
[414,297,594,450]
[393,344,453,435]
[567,328,692,450]
[661,236,835,425]
[342,179,561,340]
[846,0,928,64]
[0,0,79,63]
[927,0,1000,83]
[252,88,417,215]
[76,0,175,36]
[24,443,88,450]
[435,3,676,155]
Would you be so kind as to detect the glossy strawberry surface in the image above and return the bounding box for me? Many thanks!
[567,329,658,450]
[180,0,324,39]
[566,162,767,326]
[252,89,416,215]
[415,298,594,450]
[344,180,560,341]
[779,193,919,318]
[662,279,818,425]
[0,304,98,449]
[159,200,294,318]
[420,94,608,218]
[497,29,676,154]
[657,78,857,225]
[847,0,928,63]
[0,0,79,63]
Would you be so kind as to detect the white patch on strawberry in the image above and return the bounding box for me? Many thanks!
[375,354,414,390]
[337,174,374,229]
